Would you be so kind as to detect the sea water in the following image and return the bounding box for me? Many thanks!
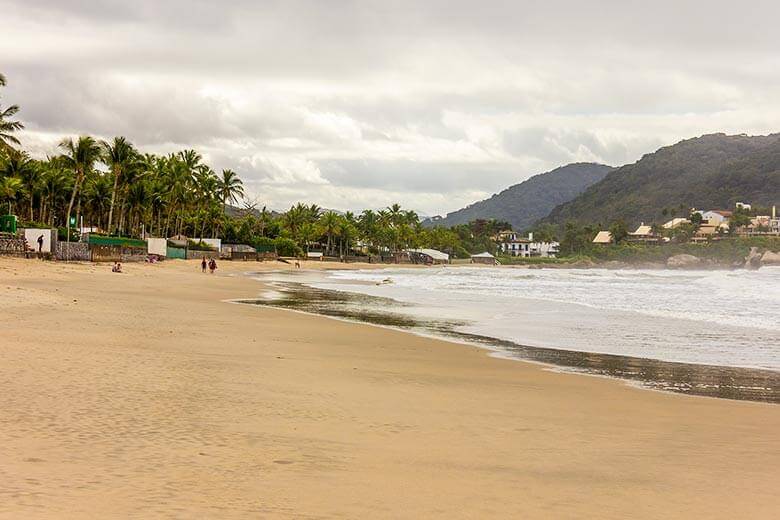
[313,267,780,371]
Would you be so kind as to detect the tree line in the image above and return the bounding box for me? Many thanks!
[1,72,510,258]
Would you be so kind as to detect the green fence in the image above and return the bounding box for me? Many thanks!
[0,215,17,234]
[166,246,187,259]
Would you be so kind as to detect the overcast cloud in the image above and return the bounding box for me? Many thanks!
[3,0,780,215]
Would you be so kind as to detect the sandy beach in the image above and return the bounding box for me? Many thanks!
[1,258,778,519]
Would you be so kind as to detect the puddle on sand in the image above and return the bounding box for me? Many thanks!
[237,281,780,404]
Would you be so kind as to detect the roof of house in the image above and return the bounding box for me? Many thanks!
[696,224,719,235]
[706,210,733,217]
[592,231,613,244]
[629,225,653,236]
[471,252,495,258]
[662,217,690,229]
[409,248,450,261]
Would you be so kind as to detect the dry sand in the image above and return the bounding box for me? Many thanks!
[0,257,778,519]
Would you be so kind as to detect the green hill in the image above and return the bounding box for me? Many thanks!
[424,163,613,230]
[543,133,780,227]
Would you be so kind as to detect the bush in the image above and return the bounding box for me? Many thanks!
[273,237,302,257]
[187,239,216,251]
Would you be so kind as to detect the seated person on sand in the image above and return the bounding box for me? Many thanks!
[112,262,123,273]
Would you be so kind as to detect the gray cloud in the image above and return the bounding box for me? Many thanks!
[3,0,780,214]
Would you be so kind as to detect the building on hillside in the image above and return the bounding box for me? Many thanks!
[471,252,499,265]
[627,223,659,243]
[697,210,732,226]
[407,248,450,265]
[592,231,613,244]
[496,231,558,257]
[692,222,728,242]
[736,202,752,211]
[739,206,780,236]
[662,217,690,229]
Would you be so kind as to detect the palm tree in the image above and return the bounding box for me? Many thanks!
[84,173,113,230]
[101,136,136,234]
[59,136,101,233]
[217,169,244,212]
[0,72,23,153]
[0,176,22,213]
[0,103,23,153]
[318,211,340,255]
[3,151,40,221]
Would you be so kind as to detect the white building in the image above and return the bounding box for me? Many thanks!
[497,231,559,258]
[697,210,732,226]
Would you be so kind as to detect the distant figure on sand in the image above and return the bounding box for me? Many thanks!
[201,257,207,273]
[295,259,301,269]
[37,234,44,253]
[209,258,217,274]
[111,262,122,273]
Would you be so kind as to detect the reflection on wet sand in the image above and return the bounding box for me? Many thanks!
[239,281,779,404]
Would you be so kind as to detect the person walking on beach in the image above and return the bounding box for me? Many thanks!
[201,257,207,273]
[208,258,217,274]
[37,234,44,253]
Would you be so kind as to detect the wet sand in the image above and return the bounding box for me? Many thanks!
[244,279,780,402]
[1,258,779,519]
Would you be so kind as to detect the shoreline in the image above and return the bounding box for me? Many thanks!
[237,275,780,404]
[2,258,779,518]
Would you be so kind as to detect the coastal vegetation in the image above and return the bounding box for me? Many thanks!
[2,72,777,264]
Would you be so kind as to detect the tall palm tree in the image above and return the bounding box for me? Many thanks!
[101,136,136,233]
[59,136,101,232]
[217,169,244,212]
[318,211,341,255]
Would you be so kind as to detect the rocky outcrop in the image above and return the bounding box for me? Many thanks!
[745,247,763,270]
[761,250,780,266]
[666,254,702,269]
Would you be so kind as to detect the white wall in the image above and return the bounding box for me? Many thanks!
[147,237,167,256]
[24,228,53,253]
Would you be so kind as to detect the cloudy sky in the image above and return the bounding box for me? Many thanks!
[3,1,780,215]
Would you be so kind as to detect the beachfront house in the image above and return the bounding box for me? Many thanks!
[592,231,613,244]
[497,231,558,257]
[471,252,499,265]
[496,231,530,257]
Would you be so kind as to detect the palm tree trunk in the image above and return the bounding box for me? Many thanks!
[107,168,120,233]
[65,172,82,233]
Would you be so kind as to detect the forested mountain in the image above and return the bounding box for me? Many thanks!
[424,163,613,230]
[543,133,780,227]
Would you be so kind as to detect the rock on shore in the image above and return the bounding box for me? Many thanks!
[761,250,780,266]
[666,254,702,269]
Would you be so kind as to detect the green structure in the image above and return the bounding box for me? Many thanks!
[166,246,187,259]
[0,215,17,234]
[87,235,146,248]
